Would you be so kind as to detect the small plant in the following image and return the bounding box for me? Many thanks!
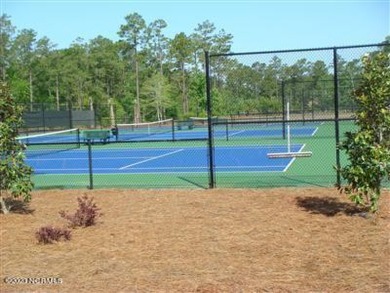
[59,194,101,228]
[35,225,71,244]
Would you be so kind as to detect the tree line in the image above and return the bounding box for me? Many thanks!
[1,13,388,124]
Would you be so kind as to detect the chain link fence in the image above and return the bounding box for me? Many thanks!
[205,43,389,188]
[20,43,389,189]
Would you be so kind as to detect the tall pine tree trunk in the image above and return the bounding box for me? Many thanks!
[134,58,141,123]
[29,70,33,112]
[109,98,115,126]
[108,83,115,126]
[181,62,188,114]
[56,74,60,111]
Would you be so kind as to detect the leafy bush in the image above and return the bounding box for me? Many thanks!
[59,195,101,228]
[0,82,34,214]
[338,51,390,212]
[35,225,71,244]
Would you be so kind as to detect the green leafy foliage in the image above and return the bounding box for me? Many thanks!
[8,10,366,123]
[0,82,34,214]
[338,52,390,212]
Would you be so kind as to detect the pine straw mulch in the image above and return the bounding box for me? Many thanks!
[0,187,389,293]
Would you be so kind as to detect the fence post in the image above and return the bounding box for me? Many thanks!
[205,51,215,188]
[87,139,94,189]
[333,48,341,186]
[281,80,286,140]
[302,88,305,124]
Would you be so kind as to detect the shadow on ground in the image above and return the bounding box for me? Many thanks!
[2,198,35,214]
[295,196,367,217]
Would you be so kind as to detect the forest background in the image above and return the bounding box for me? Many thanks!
[1,13,389,125]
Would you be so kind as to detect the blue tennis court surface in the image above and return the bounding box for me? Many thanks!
[26,145,306,175]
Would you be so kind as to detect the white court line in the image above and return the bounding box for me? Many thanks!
[282,144,307,172]
[311,127,319,136]
[119,149,184,170]
[228,130,246,137]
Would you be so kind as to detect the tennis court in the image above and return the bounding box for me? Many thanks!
[25,144,309,175]
[19,121,355,189]
[116,121,318,141]
[20,121,317,175]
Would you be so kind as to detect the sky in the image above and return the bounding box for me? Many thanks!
[1,0,389,53]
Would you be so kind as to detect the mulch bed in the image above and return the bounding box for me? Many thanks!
[1,187,389,292]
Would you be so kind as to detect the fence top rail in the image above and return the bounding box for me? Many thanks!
[209,43,388,58]
[212,117,355,125]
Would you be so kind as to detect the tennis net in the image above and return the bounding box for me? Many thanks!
[116,118,174,141]
[17,128,81,157]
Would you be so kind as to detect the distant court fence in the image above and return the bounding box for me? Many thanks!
[18,43,390,189]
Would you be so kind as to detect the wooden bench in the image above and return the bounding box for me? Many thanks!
[81,130,112,144]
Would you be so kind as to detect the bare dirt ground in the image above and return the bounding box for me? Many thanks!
[1,187,389,293]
